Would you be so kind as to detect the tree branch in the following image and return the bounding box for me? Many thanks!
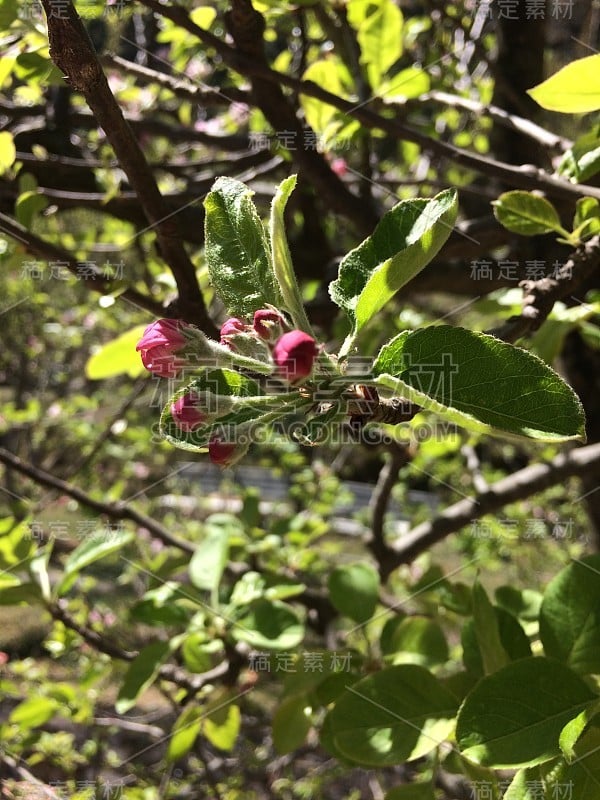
[41,0,216,334]
[491,234,600,343]
[382,441,600,574]
[367,443,413,571]
[0,446,195,554]
[138,0,600,204]
[0,212,164,317]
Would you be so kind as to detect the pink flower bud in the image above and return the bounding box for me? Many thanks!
[220,317,247,340]
[253,308,286,342]
[208,437,241,467]
[170,392,207,433]
[136,319,189,377]
[273,330,319,384]
[330,157,348,177]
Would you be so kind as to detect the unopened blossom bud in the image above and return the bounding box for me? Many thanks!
[253,308,286,342]
[136,319,189,377]
[208,436,248,467]
[330,157,348,177]
[272,330,319,384]
[220,317,248,348]
[170,392,207,433]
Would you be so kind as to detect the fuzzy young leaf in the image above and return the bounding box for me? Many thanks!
[270,175,315,334]
[372,326,585,442]
[492,191,564,236]
[204,177,281,316]
[330,189,457,356]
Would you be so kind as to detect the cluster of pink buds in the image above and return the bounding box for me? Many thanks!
[137,311,320,466]
[220,308,319,385]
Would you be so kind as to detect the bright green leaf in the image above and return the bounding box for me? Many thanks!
[0,131,16,175]
[348,0,404,89]
[546,726,600,800]
[86,325,148,380]
[372,326,586,441]
[167,704,203,762]
[204,177,280,317]
[328,562,380,624]
[528,55,600,113]
[9,696,59,730]
[539,554,600,675]
[325,664,458,766]
[331,189,458,356]
[203,694,241,751]
[463,606,531,678]
[492,191,564,236]
[456,657,596,767]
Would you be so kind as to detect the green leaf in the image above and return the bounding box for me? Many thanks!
[527,54,600,113]
[495,586,542,622]
[116,641,172,714]
[381,616,449,668]
[0,582,42,605]
[503,767,548,800]
[559,705,599,762]
[539,554,600,675]
[472,580,509,674]
[0,0,18,28]
[301,59,349,139]
[379,66,430,102]
[325,664,458,766]
[462,607,531,678]
[86,325,148,379]
[159,368,286,453]
[573,197,600,239]
[385,784,436,800]
[203,693,241,751]
[492,191,564,236]
[348,0,404,89]
[204,177,280,317]
[15,189,48,230]
[270,174,314,335]
[231,599,304,650]
[372,325,586,442]
[9,696,59,730]
[189,525,230,594]
[456,657,596,767]
[167,704,203,762]
[0,131,16,175]
[559,131,600,183]
[272,694,312,753]
[57,527,133,596]
[328,562,380,624]
[545,726,600,800]
[331,189,457,356]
